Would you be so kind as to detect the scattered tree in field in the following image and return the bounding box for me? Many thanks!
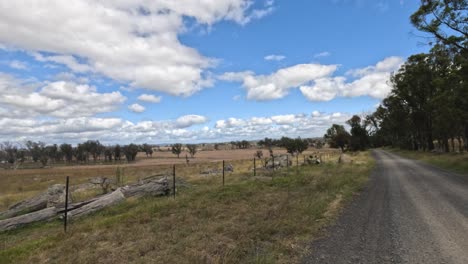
[142,144,153,157]
[280,137,309,155]
[230,140,250,149]
[60,143,73,163]
[171,143,182,158]
[122,144,139,162]
[324,124,350,152]
[186,144,197,158]
[25,141,42,162]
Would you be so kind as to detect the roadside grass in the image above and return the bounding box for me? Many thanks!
[387,148,468,175]
[1,151,372,263]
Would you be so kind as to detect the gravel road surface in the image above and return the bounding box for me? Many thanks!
[304,149,468,264]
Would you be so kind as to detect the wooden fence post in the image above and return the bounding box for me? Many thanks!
[64,176,69,232]
[172,165,176,199]
[253,158,256,176]
[222,160,225,187]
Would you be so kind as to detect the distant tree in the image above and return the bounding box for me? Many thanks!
[142,144,153,157]
[38,144,50,167]
[258,137,274,154]
[60,143,73,163]
[82,140,103,162]
[346,115,369,151]
[240,140,250,149]
[1,141,17,165]
[73,143,89,163]
[46,144,58,163]
[214,143,220,150]
[104,147,113,162]
[122,144,139,162]
[0,142,25,169]
[25,140,42,162]
[114,145,122,161]
[281,137,309,155]
[294,138,309,154]
[171,143,183,158]
[324,124,350,152]
[186,144,197,158]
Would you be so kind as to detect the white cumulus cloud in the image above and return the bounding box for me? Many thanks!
[128,103,145,113]
[175,115,208,128]
[222,56,403,102]
[264,54,286,61]
[0,73,126,118]
[221,64,338,100]
[0,0,274,97]
[138,94,162,103]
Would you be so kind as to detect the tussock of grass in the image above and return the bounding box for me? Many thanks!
[0,152,372,264]
[388,148,468,175]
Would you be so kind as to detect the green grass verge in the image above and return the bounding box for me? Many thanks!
[0,152,373,264]
[387,148,468,175]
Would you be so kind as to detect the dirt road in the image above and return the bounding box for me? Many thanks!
[304,149,468,264]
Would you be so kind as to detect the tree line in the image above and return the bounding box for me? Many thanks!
[0,140,155,169]
[324,1,467,153]
[367,0,467,152]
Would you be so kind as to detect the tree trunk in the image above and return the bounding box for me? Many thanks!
[0,207,57,231]
[458,136,464,152]
[67,189,125,220]
[0,177,169,230]
[443,137,450,153]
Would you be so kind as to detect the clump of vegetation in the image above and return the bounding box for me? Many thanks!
[171,143,182,158]
[186,144,197,158]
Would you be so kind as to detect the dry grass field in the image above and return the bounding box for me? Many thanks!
[0,148,340,211]
[0,148,369,264]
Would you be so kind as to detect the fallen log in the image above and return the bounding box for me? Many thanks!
[67,177,169,219]
[66,189,126,220]
[0,193,48,219]
[0,207,58,231]
[0,177,170,231]
[121,177,169,198]
[0,184,68,219]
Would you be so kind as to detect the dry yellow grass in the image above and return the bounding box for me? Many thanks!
[1,149,366,264]
[0,148,341,211]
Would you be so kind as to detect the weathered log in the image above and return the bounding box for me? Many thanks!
[0,193,48,219]
[0,177,170,230]
[66,189,126,220]
[121,177,169,198]
[265,154,291,169]
[0,184,71,219]
[0,207,57,231]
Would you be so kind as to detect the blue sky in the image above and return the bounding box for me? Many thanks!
[0,0,429,144]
